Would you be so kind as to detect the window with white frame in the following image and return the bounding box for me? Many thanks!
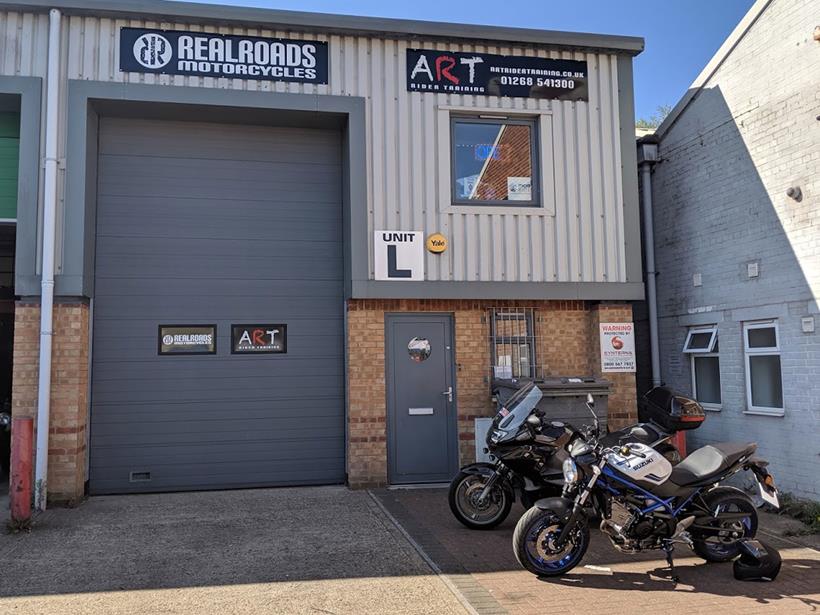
[743,320,784,414]
[682,326,721,409]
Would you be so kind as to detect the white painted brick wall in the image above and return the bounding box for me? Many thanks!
[651,0,820,500]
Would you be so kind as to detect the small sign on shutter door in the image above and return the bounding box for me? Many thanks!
[158,325,217,355]
[231,324,287,354]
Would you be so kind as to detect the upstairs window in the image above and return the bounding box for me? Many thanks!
[743,321,784,414]
[451,116,539,206]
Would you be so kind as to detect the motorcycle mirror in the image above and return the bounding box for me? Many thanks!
[585,394,600,437]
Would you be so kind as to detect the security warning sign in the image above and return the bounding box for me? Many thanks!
[599,323,636,373]
[231,324,287,354]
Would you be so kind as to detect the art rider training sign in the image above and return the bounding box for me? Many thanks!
[406,49,587,101]
[231,324,287,354]
[120,28,328,84]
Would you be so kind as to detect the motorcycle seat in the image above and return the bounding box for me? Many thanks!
[671,442,757,486]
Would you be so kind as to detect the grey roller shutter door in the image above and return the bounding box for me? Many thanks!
[89,118,345,494]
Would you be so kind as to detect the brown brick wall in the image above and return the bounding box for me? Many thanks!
[11,302,90,505]
[346,299,637,487]
[10,298,636,498]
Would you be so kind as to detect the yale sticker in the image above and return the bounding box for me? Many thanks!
[426,233,448,254]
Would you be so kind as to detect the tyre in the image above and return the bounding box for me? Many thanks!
[448,470,512,530]
[692,488,758,562]
[513,506,590,577]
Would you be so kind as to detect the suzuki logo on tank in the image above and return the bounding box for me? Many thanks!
[120,27,329,83]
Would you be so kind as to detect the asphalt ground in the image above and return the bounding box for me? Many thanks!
[0,486,469,615]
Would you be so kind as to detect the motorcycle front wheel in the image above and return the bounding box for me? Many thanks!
[448,470,512,530]
[513,506,589,577]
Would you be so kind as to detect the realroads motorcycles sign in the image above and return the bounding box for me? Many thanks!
[120,28,328,84]
[158,325,216,355]
[406,49,587,101]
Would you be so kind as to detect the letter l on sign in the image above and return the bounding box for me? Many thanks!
[387,245,411,278]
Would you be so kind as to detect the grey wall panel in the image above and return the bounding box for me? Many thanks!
[0,10,633,289]
[89,117,345,493]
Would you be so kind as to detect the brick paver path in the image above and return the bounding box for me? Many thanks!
[375,488,820,615]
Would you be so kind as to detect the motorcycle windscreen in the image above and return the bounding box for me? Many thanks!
[496,383,543,432]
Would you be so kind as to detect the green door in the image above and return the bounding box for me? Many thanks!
[0,112,20,220]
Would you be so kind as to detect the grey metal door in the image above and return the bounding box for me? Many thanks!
[386,314,457,484]
[89,117,345,494]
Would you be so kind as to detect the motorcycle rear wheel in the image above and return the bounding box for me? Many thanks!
[448,470,512,530]
[513,506,589,577]
[691,488,758,562]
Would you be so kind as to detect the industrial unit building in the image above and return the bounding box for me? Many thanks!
[0,0,644,504]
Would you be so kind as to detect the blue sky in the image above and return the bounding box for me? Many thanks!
[173,0,754,120]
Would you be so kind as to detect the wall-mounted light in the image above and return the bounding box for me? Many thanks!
[786,186,802,202]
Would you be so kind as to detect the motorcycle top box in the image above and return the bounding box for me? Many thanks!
[639,386,706,431]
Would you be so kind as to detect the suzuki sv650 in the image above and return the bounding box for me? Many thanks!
[512,394,780,579]
[449,382,680,530]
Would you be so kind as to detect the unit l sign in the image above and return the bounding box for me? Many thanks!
[374,231,424,281]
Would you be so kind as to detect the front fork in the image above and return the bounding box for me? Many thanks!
[555,464,602,548]
[477,464,506,505]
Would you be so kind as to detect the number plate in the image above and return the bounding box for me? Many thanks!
[757,479,780,508]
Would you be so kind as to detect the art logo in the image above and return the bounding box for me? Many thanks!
[408,50,484,93]
[134,33,172,69]
[231,324,287,354]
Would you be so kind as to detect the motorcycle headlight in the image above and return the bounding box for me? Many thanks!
[489,429,507,445]
[563,458,578,484]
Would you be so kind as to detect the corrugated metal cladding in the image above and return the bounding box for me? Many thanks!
[0,11,626,283]
[89,118,345,493]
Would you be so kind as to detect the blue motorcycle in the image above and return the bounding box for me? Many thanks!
[512,388,780,580]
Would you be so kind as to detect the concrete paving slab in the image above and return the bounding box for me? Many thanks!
[0,486,469,615]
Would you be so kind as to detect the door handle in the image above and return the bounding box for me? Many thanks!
[442,387,453,403]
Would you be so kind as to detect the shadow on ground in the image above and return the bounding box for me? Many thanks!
[374,487,820,613]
